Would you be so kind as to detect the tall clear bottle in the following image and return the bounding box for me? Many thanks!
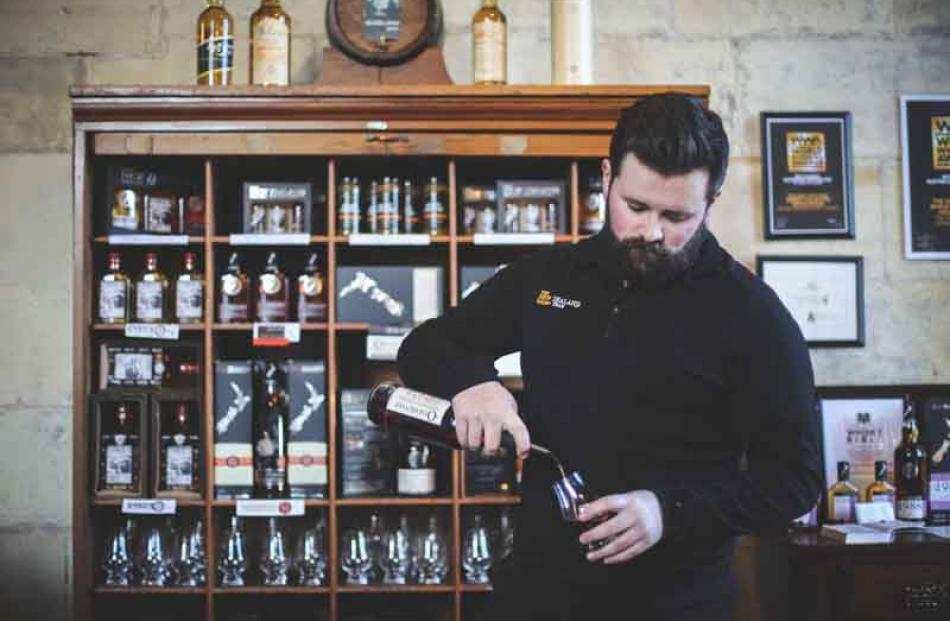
[472,0,508,84]
[250,0,291,86]
[197,0,234,85]
[175,251,205,324]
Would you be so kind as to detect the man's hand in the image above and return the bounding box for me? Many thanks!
[578,490,664,564]
[451,380,530,459]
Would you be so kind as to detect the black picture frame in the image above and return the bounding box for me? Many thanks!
[760,112,855,240]
[900,95,950,259]
[756,255,864,348]
[90,390,150,499]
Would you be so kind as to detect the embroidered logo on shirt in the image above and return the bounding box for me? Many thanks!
[536,289,581,309]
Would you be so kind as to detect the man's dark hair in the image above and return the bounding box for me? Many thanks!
[608,93,729,202]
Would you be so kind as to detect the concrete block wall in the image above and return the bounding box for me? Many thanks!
[0,1,947,619]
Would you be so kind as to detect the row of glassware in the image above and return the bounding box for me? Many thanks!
[101,510,515,588]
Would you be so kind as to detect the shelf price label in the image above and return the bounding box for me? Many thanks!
[366,327,410,361]
[124,323,180,340]
[348,234,432,246]
[235,499,304,517]
[107,234,189,246]
[472,232,556,246]
[121,498,177,515]
[229,233,310,246]
[252,322,301,346]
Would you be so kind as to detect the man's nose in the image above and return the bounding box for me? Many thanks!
[632,211,663,243]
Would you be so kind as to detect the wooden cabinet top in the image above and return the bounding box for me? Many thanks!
[70,84,709,127]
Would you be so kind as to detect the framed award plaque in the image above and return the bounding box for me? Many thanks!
[900,95,950,259]
[760,112,855,239]
[756,255,864,348]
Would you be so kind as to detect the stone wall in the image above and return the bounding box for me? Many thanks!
[0,1,947,618]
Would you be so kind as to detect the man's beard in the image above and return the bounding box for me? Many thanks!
[608,223,708,288]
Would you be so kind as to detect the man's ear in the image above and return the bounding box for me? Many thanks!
[601,158,612,194]
[703,191,721,225]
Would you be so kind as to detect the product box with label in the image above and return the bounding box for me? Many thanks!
[340,388,395,497]
[214,360,255,499]
[286,360,328,499]
[465,446,517,496]
[336,265,443,327]
[243,181,312,234]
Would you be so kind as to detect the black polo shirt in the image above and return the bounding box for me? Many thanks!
[397,227,821,617]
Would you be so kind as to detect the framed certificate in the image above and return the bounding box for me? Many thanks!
[761,112,854,239]
[900,95,950,259]
[818,396,906,498]
[756,256,864,347]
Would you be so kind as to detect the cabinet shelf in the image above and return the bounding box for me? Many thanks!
[72,84,708,621]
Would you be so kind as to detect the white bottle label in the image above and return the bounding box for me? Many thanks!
[252,17,290,85]
[397,468,436,495]
[165,445,193,488]
[897,497,927,520]
[832,496,855,522]
[473,20,506,83]
[388,387,451,427]
[870,492,895,506]
[136,281,164,320]
[176,280,203,320]
[105,443,133,485]
[99,281,127,320]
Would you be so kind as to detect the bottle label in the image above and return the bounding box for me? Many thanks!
[258,299,289,322]
[260,273,283,295]
[197,35,234,82]
[388,387,451,427]
[214,443,253,487]
[299,300,328,322]
[287,441,328,486]
[299,274,323,297]
[252,17,290,85]
[165,445,194,488]
[99,281,127,320]
[897,497,927,520]
[105,443,133,485]
[832,495,855,522]
[176,280,204,320]
[219,301,249,322]
[930,475,950,511]
[136,281,164,320]
[397,468,436,495]
[473,20,506,83]
[870,492,895,506]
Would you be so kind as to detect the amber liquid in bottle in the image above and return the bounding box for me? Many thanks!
[865,460,897,506]
[99,252,130,324]
[472,0,507,85]
[134,252,169,323]
[175,251,204,323]
[826,461,859,524]
[250,0,291,86]
[197,0,234,85]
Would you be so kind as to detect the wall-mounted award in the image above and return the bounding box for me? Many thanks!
[320,0,451,84]
[900,95,950,259]
[760,112,854,239]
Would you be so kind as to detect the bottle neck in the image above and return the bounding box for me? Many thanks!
[145,255,158,272]
[482,0,499,8]
[108,254,121,272]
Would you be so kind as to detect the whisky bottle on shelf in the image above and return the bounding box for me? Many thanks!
[134,252,169,323]
[256,252,289,322]
[826,461,859,524]
[197,0,234,85]
[423,177,447,235]
[250,0,291,86]
[403,179,417,234]
[896,405,929,521]
[99,402,141,494]
[865,460,897,506]
[219,252,250,323]
[175,251,205,324]
[255,362,289,498]
[159,402,201,495]
[98,252,130,324]
[297,252,327,322]
[472,0,507,85]
[368,179,379,234]
[338,177,360,235]
[396,438,436,496]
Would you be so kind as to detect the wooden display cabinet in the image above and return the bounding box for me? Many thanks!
[72,84,708,621]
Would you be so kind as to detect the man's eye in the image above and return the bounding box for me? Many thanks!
[663,212,690,223]
[627,204,648,213]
